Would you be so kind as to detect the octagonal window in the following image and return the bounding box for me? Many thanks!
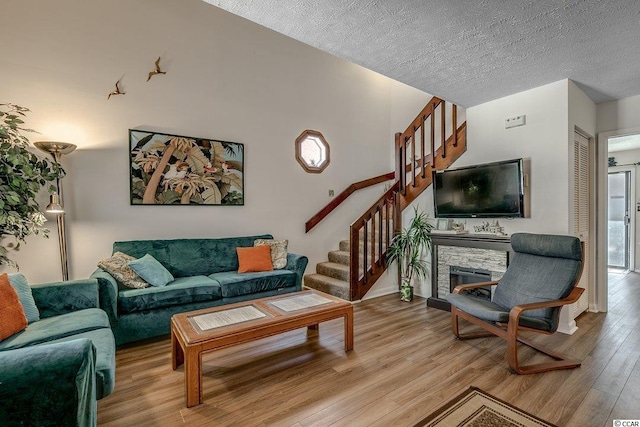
[295,129,330,173]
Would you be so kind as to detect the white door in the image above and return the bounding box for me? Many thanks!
[572,132,591,311]
[559,130,591,333]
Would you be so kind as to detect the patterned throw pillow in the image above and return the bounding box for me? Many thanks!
[0,273,28,342]
[254,239,288,269]
[98,252,150,289]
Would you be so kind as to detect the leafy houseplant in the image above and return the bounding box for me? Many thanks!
[386,206,433,302]
[0,103,63,268]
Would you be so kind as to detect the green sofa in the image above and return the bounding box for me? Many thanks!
[0,276,116,427]
[91,234,308,346]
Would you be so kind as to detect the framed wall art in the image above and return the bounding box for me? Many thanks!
[129,129,244,205]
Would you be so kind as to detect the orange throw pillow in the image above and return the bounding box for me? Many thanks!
[0,273,28,342]
[237,245,274,273]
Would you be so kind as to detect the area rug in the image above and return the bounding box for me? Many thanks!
[413,387,556,427]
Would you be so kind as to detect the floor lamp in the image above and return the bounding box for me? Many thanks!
[35,141,77,281]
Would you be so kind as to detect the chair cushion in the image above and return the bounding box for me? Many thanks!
[492,233,582,332]
[447,293,555,331]
[446,293,509,323]
[492,253,581,327]
[210,270,297,298]
[510,233,582,261]
[0,308,110,351]
[128,254,174,287]
[118,276,222,314]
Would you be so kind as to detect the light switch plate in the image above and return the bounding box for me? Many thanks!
[505,115,526,129]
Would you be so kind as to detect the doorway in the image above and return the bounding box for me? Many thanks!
[596,129,640,313]
[607,170,631,270]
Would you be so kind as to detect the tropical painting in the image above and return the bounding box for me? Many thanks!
[129,130,244,205]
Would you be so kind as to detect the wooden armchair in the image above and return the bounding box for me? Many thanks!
[445,233,585,374]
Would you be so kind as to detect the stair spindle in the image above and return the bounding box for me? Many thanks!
[453,104,458,147]
[411,130,416,187]
[430,110,435,167]
[441,101,446,159]
[421,117,426,178]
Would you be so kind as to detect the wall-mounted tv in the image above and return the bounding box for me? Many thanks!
[433,158,525,218]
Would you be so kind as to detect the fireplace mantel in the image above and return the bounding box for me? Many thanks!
[427,233,514,311]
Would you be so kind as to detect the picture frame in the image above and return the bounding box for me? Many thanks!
[129,129,244,205]
[436,218,450,231]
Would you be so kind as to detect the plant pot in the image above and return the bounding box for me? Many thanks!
[400,284,414,302]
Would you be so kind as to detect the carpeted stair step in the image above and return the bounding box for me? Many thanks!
[328,250,350,265]
[328,250,380,267]
[340,236,391,253]
[304,274,351,301]
[317,261,350,282]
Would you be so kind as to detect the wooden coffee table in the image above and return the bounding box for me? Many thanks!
[171,289,354,407]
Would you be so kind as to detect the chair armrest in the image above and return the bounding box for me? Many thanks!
[285,253,309,289]
[31,279,99,319]
[0,339,97,427]
[90,269,119,322]
[508,287,585,325]
[452,281,499,294]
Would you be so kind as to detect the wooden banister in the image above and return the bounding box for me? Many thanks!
[350,119,467,300]
[304,95,466,301]
[305,172,395,233]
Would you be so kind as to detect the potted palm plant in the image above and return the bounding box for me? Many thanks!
[0,103,62,268]
[386,206,433,301]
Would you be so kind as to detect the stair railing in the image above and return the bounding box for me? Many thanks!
[305,172,395,233]
[349,98,467,300]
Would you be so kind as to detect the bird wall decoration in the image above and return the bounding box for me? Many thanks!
[147,57,166,81]
[107,79,125,99]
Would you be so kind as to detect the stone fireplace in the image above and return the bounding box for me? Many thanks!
[428,234,513,310]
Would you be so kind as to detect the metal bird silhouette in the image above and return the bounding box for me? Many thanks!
[147,57,166,81]
[108,79,125,99]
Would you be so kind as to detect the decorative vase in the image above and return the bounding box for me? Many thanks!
[400,277,413,302]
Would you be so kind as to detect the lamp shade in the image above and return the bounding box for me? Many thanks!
[45,194,64,213]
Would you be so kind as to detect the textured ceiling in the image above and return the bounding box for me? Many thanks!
[205,0,640,107]
[608,134,640,153]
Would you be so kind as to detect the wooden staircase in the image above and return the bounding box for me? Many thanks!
[304,97,467,301]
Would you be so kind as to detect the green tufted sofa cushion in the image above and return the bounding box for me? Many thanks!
[118,275,222,314]
[210,270,297,298]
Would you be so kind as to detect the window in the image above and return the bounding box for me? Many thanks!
[295,130,330,173]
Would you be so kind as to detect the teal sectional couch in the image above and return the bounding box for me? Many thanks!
[91,235,308,346]
[0,276,116,427]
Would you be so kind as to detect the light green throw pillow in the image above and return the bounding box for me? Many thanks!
[7,273,40,324]
[128,254,174,287]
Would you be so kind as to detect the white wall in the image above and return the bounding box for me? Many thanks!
[598,94,640,133]
[0,0,430,284]
[461,80,572,234]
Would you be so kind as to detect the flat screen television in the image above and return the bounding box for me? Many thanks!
[433,158,525,218]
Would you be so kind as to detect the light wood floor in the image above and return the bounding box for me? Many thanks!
[98,274,640,426]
